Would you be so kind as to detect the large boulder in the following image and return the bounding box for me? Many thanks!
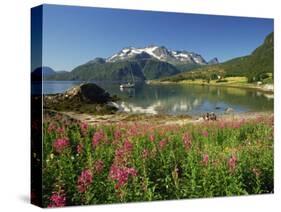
[43,83,117,114]
[48,83,111,104]
[79,83,110,103]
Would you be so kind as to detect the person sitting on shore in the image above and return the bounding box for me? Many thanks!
[203,113,210,121]
[203,112,217,121]
[209,112,217,121]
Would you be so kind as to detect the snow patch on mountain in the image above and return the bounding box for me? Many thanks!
[106,45,215,66]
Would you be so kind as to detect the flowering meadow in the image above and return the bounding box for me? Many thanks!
[42,112,273,207]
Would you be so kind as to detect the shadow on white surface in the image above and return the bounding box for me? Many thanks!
[18,195,30,204]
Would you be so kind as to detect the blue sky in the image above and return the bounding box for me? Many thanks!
[39,4,273,71]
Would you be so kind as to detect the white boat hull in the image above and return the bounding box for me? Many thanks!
[120,83,135,88]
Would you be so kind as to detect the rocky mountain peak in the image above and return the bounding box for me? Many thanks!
[106,45,211,65]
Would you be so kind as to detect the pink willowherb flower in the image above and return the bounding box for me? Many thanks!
[128,124,137,137]
[182,132,192,150]
[80,122,88,136]
[76,143,83,154]
[53,138,69,153]
[80,122,88,131]
[92,130,105,147]
[228,155,238,172]
[48,191,66,208]
[109,165,137,189]
[48,123,56,133]
[159,139,167,150]
[202,130,209,137]
[56,127,65,134]
[149,134,155,142]
[202,154,209,166]
[114,139,134,165]
[94,160,104,174]
[77,169,93,193]
[114,129,122,140]
[142,149,149,159]
[114,148,126,164]
[123,139,133,152]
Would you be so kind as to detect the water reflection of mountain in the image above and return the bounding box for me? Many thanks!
[111,83,273,115]
[41,81,273,115]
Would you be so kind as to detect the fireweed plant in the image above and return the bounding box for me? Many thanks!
[41,112,273,207]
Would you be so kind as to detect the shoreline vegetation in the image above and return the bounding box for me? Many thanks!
[148,76,274,94]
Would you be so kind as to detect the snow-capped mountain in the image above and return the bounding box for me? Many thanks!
[45,45,219,82]
[106,45,210,65]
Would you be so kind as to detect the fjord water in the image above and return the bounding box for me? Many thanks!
[40,81,273,115]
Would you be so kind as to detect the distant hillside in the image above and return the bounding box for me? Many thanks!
[31,66,56,81]
[47,59,179,81]
[246,32,273,82]
[161,32,273,83]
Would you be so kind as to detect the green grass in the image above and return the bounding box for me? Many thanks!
[154,76,273,93]
[179,76,248,85]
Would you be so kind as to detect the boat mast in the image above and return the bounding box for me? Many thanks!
[130,69,135,84]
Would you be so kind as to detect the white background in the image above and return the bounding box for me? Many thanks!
[0,0,280,211]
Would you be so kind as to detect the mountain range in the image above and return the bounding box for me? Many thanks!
[34,32,273,83]
[43,46,218,81]
[106,45,211,65]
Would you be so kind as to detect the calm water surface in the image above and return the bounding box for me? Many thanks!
[34,81,273,115]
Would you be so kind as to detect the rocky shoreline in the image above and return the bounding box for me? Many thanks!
[44,109,273,126]
[43,83,119,115]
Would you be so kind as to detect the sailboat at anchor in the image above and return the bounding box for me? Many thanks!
[120,69,135,89]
